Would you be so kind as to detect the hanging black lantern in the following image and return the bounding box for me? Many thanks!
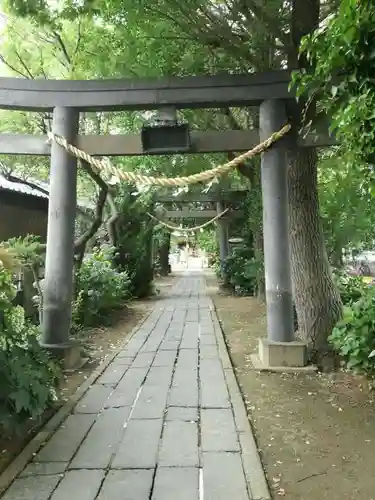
[141,107,191,154]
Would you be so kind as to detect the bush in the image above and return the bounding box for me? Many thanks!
[329,292,375,374]
[333,270,367,305]
[222,249,262,295]
[114,186,155,298]
[73,247,131,327]
[0,266,59,431]
[328,270,375,374]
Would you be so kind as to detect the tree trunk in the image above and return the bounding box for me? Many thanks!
[249,162,265,300]
[331,243,343,269]
[254,225,265,299]
[287,0,342,353]
[158,232,171,276]
[288,148,342,350]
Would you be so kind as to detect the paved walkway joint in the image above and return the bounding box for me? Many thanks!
[0,272,270,500]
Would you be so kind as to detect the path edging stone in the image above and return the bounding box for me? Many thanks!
[211,301,272,500]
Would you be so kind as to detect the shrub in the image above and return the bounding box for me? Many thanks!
[0,266,59,431]
[73,247,131,327]
[2,235,46,323]
[329,292,375,374]
[332,270,367,305]
[114,186,155,298]
[222,249,262,295]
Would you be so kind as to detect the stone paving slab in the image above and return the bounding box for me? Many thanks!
[70,407,130,469]
[131,384,169,419]
[34,414,96,463]
[0,272,270,500]
[201,408,240,452]
[158,420,199,467]
[200,358,231,409]
[50,470,104,500]
[112,418,163,469]
[202,452,249,500]
[19,462,67,478]
[104,366,148,408]
[168,367,198,407]
[152,467,199,500]
[74,384,113,413]
[97,470,154,500]
[166,406,198,422]
[1,475,61,500]
[96,362,130,386]
[152,349,177,366]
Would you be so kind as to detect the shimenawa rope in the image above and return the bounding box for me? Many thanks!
[47,124,291,187]
[146,208,229,233]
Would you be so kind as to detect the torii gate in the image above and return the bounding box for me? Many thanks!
[0,71,333,370]
[154,189,247,277]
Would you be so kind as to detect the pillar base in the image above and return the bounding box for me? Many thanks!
[39,339,85,371]
[251,338,317,373]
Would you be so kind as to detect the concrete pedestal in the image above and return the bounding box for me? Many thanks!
[44,340,85,371]
[251,338,317,373]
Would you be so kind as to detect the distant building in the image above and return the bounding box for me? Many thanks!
[0,175,49,241]
[0,175,93,242]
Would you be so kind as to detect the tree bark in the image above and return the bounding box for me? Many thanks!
[106,192,119,247]
[225,143,265,296]
[287,0,342,352]
[288,148,342,350]
[74,160,108,269]
[158,231,171,276]
[330,241,343,269]
[254,221,265,299]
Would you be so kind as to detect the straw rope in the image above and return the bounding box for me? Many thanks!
[146,208,229,232]
[47,124,291,187]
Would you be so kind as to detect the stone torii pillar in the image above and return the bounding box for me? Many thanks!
[251,99,311,371]
[40,107,80,366]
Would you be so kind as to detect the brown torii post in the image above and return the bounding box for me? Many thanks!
[0,71,333,369]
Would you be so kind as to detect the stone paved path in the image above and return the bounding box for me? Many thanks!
[0,272,269,500]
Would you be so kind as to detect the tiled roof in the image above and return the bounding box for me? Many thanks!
[0,175,49,199]
[0,175,94,209]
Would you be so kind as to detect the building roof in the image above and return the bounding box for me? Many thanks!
[0,174,94,210]
[0,175,49,199]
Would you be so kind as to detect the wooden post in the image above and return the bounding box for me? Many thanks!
[260,99,294,342]
[40,107,79,349]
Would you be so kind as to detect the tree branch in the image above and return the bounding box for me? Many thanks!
[106,192,119,246]
[238,0,293,54]
[53,30,72,65]
[0,53,29,78]
[146,4,251,66]
[72,18,82,60]
[74,184,107,267]
[222,107,254,180]
[14,50,35,78]
[80,160,119,247]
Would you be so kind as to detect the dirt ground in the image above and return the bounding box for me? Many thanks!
[206,275,375,500]
[0,274,177,475]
